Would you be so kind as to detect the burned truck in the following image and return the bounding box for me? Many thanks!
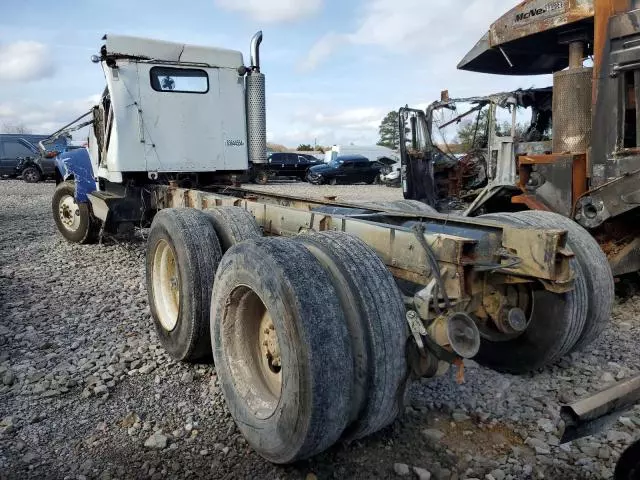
[400,0,640,278]
[400,88,554,214]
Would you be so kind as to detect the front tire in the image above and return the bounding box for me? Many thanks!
[22,166,42,183]
[146,208,222,362]
[211,238,354,463]
[365,200,438,214]
[52,181,98,244]
[254,170,270,185]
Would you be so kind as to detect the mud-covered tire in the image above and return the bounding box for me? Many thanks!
[475,212,588,373]
[52,181,98,244]
[365,199,438,214]
[211,238,353,463]
[295,231,408,440]
[146,208,222,362]
[22,166,42,183]
[253,170,270,185]
[516,211,614,351]
[204,207,262,252]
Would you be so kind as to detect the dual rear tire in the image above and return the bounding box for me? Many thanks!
[211,232,409,462]
[476,211,613,373]
[145,207,262,362]
[145,208,409,463]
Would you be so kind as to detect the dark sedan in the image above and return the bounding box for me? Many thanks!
[306,155,384,185]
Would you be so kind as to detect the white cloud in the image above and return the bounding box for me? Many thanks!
[302,32,348,70]
[303,0,516,70]
[0,95,99,136]
[0,41,56,82]
[215,0,322,23]
[269,106,388,146]
[311,107,385,130]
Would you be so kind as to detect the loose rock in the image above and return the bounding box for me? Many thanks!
[393,463,410,476]
[144,432,168,449]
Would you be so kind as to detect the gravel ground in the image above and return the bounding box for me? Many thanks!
[1,179,639,480]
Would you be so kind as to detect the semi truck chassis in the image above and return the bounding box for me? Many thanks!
[56,180,612,462]
[45,28,620,465]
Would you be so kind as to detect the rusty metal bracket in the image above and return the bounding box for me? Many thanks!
[500,226,574,284]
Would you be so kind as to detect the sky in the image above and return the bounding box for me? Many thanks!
[0,0,552,147]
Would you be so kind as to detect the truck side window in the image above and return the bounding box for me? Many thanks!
[150,67,209,94]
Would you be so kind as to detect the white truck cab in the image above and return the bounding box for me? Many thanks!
[49,32,267,239]
[87,32,266,186]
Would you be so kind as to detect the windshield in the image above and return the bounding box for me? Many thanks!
[329,158,344,168]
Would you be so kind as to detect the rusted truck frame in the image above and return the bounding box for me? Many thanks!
[147,182,575,371]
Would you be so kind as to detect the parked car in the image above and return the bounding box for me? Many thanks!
[251,152,323,184]
[306,154,388,185]
[19,145,85,183]
[0,135,40,178]
[0,134,70,181]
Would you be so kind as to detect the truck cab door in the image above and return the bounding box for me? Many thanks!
[137,65,229,172]
[340,161,355,181]
[296,155,310,177]
[283,154,297,176]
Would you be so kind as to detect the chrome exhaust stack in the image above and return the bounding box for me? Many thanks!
[246,31,267,164]
[250,31,262,72]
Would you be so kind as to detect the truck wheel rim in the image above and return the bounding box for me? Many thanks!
[152,240,180,331]
[224,286,282,420]
[58,195,81,232]
[24,170,37,182]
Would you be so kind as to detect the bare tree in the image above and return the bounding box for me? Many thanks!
[1,122,31,134]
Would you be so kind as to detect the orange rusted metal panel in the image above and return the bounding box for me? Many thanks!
[489,0,594,47]
[517,153,587,206]
[511,194,553,210]
[571,153,588,202]
[519,153,570,164]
